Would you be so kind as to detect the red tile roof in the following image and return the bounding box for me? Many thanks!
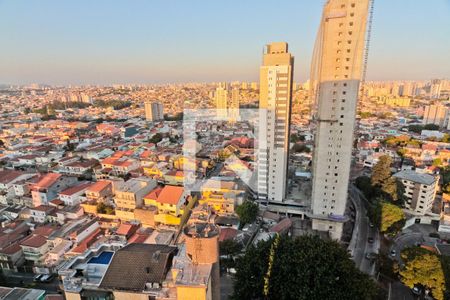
[87,180,111,193]
[32,205,56,213]
[116,223,139,237]
[143,186,164,201]
[33,225,58,237]
[219,228,238,242]
[0,170,25,184]
[128,232,150,244]
[20,235,47,248]
[34,173,62,189]
[156,186,184,205]
[59,182,93,196]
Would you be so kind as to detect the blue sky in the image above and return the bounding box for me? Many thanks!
[0,0,449,85]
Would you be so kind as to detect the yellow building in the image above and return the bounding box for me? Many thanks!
[385,97,410,107]
[143,185,194,226]
[199,179,243,214]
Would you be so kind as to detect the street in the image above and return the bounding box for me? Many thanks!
[348,185,380,275]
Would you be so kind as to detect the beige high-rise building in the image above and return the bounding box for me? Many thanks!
[214,84,228,119]
[257,42,294,203]
[310,0,370,240]
[229,88,240,123]
[145,101,164,122]
[423,104,448,128]
[430,79,442,99]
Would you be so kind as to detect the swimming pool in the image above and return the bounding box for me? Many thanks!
[88,251,113,265]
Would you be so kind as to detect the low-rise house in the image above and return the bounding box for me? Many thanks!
[0,170,35,205]
[199,179,243,214]
[58,159,99,177]
[143,185,191,226]
[59,182,92,206]
[0,243,24,271]
[31,173,78,207]
[68,219,101,245]
[19,234,49,263]
[30,205,56,223]
[85,181,113,202]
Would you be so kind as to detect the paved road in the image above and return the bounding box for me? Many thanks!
[220,273,234,300]
[348,185,380,275]
[1,271,60,293]
[390,282,416,300]
[390,233,424,264]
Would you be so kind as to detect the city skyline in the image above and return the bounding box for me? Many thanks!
[0,0,449,85]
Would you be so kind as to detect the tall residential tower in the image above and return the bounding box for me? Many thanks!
[145,101,164,122]
[257,42,294,203]
[310,0,370,239]
[214,83,228,119]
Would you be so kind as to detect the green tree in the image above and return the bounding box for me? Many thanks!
[381,202,405,235]
[397,148,407,157]
[149,133,163,144]
[400,247,445,300]
[433,158,443,167]
[232,235,377,300]
[235,201,258,225]
[440,256,450,300]
[371,155,392,187]
[292,144,311,153]
[381,177,405,205]
[219,239,242,257]
[355,176,373,198]
[424,124,440,131]
[96,202,115,215]
[408,124,424,134]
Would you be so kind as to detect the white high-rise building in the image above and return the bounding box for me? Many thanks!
[257,42,294,203]
[310,0,370,240]
[145,101,164,122]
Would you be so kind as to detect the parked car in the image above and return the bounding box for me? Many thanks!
[412,286,422,295]
[390,249,396,257]
[368,237,374,243]
[33,274,44,282]
[365,252,377,260]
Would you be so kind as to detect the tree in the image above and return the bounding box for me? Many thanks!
[408,124,424,134]
[380,202,405,235]
[371,155,392,187]
[232,235,377,300]
[440,256,450,300]
[355,176,373,199]
[149,133,163,144]
[433,158,443,167]
[400,247,445,300]
[424,124,440,131]
[96,202,115,215]
[235,201,258,225]
[381,177,405,205]
[219,239,242,257]
[292,144,311,153]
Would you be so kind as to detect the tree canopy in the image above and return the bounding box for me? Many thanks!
[400,247,445,300]
[371,155,392,187]
[235,201,258,225]
[380,202,405,234]
[232,235,377,300]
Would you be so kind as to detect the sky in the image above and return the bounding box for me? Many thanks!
[0,0,449,85]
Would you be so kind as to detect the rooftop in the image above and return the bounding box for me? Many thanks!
[393,170,437,185]
[99,243,177,291]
